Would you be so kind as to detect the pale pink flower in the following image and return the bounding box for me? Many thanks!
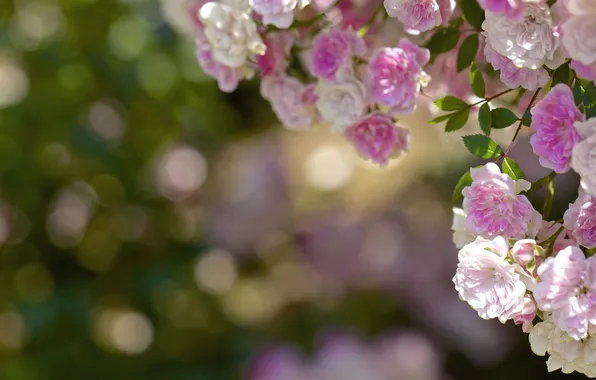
[365,39,429,117]
[195,33,253,92]
[483,43,549,90]
[572,118,596,197]
[309,28,366,82]
[257,32,293,76]
[534,245,596,340]
[530,84,583,173]
[344,113,410,166]
[453,236,527,321]
[437,0,456,26]
[383,0,442,32]
[564,0,596,15]
[571,60,596,81]
[561,15,596,65]
[510,295,537,333]
[483,3,562,70]
[250,0,310,29]
[478,0,525,21]
[261,75,318,130]
[462,163,535,239]
[564,191,596,248]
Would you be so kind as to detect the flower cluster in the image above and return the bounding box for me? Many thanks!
[179,0,596,376]
[186,0,441,166]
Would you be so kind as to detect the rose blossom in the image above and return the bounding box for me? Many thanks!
[315,77,368,132]
[261,75,318,130]
[200,0,266,67]
[250,0,311,28]
[483,43,549,90]
[530,84,583,173]
[383,0,442,33]
[309,28,366,82]
[571,61,596,81]
[343,113,410,166]
[510,295,536,333]
[561,15,596,66]
[257,32,293,76]
[530,316,596,377]
[438,0,456,26]
[483,3,562,69]
[462,163,535,239]
[478,0,525,21]
[195,33,254,92]
[564,0,596,15]
[564,190,596,248]
[365,39,430,117]
[572,118,596,197]
[453,236,527,322]
[534,245,596,340]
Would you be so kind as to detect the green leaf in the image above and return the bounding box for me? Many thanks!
[521,109,532,127]
[502,157,525,180]
[426,27,461,54]
[434,96,468,111]
[469,64,485,98]
[573,80,584,106]
[551,63,571,87]
[452,170,473,201]
[527,171,556,194]
[583,82,596,118]
[445,108,470,132]
[490,108,518,129]
[429,112,456,125]
[457,34,479,72]
[462,134,503,158]
[460,0,485,30]
[478,103,491,135]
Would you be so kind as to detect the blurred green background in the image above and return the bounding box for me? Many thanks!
[0,0,586,379]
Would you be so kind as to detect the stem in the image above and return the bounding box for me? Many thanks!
[502,88,541,157]
[542,180,555,220]
[468,88,515,108]
[357,4,386,37]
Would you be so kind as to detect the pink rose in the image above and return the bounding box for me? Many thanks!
[384,0,442,32]
[462,163,535,239]
[530,84,583,173]
[344,113,410,166]
[309,27,365,82]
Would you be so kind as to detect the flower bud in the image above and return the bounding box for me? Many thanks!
[512,239,539,266]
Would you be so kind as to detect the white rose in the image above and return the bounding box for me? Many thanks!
[572,118,596,197]
[565,0,596,16]
[483,3,562,69]
[315,78,367,132]
[250,0,311,29]
[200,0,266,68]
[562,16,596,65]
[451,207,475,249]
[529,317,596,377]
[453,236,527,322]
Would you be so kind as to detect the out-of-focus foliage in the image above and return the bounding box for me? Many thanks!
[0,0,585,379]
